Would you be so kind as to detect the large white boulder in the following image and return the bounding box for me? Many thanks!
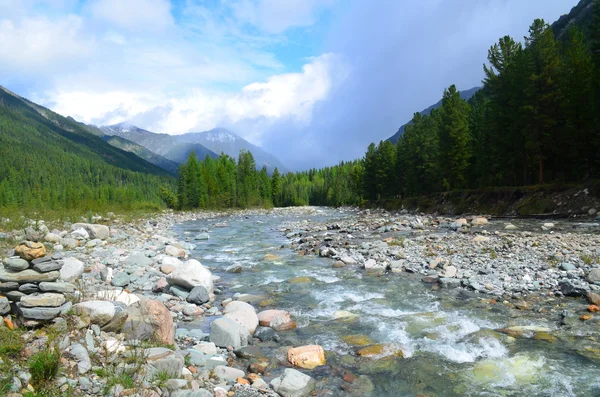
[167,259,213,293]
[71,223,110,240]
[223,301,258,335]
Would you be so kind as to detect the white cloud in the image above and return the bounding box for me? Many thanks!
[45,53,345,144]
[86,0,174,32]
[229,0,336,33]
[0,14,90,73]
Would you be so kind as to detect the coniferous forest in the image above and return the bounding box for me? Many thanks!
[171,10,600,210]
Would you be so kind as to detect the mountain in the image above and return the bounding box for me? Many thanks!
[101,124,288,174]
[552,0,596,41]
[0,86,173,210]
[386,86,480,144]
[101,135,180,175]
[101,124,218,164]
[177,129,288,174]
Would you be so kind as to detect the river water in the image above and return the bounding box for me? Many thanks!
[174,208,600,397]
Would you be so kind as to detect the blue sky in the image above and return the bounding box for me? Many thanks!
[0,0,580,170]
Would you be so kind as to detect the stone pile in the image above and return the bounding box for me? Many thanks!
[0,241,80,325]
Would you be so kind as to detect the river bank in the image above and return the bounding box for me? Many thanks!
[1,207,600,396]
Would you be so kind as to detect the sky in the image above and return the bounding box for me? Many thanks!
[0,0,580,170]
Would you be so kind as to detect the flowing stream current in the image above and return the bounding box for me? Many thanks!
[173,208,600,397]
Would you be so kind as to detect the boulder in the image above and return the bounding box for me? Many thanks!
[4,257,29,271]
[340,256,357,265]
[15,241,46,261]
[257,310,296,331]
[44,233,61,243]
[70,223,110,240]
[213,365,245,382]
[0,268,59,283]
[0,282,19,292]
[60,257,84,282]
[39,282,77,293]
[271,368,316,397]
[111,272,130,287]
[60,238,79,249]
[71,228,89,240]
[144,348,185,378]
[72,301,117,326]
[287,345,326,369]
[167,259,213,293]
[472,236,490,243]
[471,217,488,226]
[195,233,209,240]
[124,253,153,267]
[32,259,62,273]
[223,301,258,334]
[587,269,600,284]
[123,299,175,346]
[20,293,66,308]
[187,286,210,305]
[16,305,61,320]
[69,343,92,374]
[165,245,185,258]
[210,317,251,349]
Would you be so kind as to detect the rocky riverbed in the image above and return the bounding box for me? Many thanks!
[1,207,600,396]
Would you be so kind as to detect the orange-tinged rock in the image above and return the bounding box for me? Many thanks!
[264,254,280,261]
[589,305,600,313]
[257,310,296,331]
[581,314,592,321]
[343,373,356,383]
[188,366,197,374]
[357,344,404,358]
[237,377,250,385]
[342,334,374,347]
[15,241,46,261]
[247,373,260,382]
[4,317,14,330]
[287,345,326,369]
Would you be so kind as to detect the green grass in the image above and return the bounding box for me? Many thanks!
[0,328,25,357]
[28,349,61,388]
[152,370,172,388]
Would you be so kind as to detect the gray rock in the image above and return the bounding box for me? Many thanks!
[255,326,278,342]
[187,286,210,305]
[195,233,209,240]
[226,265,242,273]
[144,348,184,378]
[69,343,92,374]
[124,253,153,267]
[60,238,79,249]
[271,368,316,397]
[560,281,587,297]
[60,257,84,282]
[39,282,77,293]
[588,269,600,284]
[111,272,130,287]
[18,283,39,294]
[16,304,61,320]
[0,269,59,283]
[32,260,62,273]
[169,285,190,299]
[213,365,245,382]
[439,278,461,289]
[20,293,66,308]
[171,390,212,397]
[0,296,10,315]
[6,291,25,302]
[210,317,251,349]
[560,263,576,271]
[0,282,19,292]
[4,257,30,271]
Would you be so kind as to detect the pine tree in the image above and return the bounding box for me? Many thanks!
[438,85,471,190]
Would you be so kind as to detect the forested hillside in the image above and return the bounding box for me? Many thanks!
[167,1,600,210]
[0,87,174,211]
